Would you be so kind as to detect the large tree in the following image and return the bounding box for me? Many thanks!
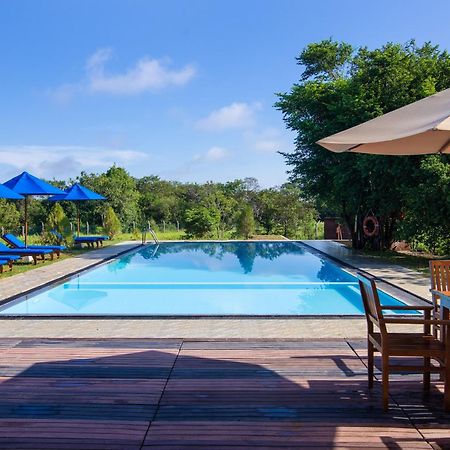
[276,39,450,250]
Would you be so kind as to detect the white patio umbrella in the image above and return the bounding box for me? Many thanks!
[316,88,450,155]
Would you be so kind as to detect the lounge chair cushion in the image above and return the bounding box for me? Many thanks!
[3,234,66,251]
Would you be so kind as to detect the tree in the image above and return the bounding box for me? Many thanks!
[0,199,20,232]
[236,206,255,239]
[184,206,220,239]
[276,39,450,250]
[255,185,317,238]
[103,206,122,238]
[44,203,72,245]
[397,155,450,254]
[79,166,140,230]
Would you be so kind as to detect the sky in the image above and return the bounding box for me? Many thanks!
[1,0,450,187]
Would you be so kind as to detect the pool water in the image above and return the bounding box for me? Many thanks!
[0,241,414,316]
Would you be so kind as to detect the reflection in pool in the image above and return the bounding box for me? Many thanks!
[0,241,415,316]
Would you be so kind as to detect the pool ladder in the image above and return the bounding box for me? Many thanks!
[142,226,159,245]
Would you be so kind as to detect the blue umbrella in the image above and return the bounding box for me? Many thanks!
[3,171,65,246]
[49,183,106,236]
[0,184,24,200]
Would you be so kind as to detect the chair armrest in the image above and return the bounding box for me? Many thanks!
[430,289,450,297]
[380,305,432,310]
[384,318,450,325]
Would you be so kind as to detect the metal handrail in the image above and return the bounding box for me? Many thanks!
[141,226,159,245]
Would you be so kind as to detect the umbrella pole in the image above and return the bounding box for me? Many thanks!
[77,204,80,237]
[24,196,28,247]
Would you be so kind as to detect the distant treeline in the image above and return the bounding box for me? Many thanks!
[0,165,321,240]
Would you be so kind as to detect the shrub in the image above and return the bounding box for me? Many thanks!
[43,203,73,245]
[103,206,122,238]
[184,206,219,238]
[0,199,20,232]
[236,206,255,239]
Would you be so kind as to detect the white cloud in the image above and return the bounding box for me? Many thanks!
[0,145,147,180]
[245,127,291,153]
[193,146,229,162]
[48,48,196,100]
[195,102,261,132]
[86,48,196,95]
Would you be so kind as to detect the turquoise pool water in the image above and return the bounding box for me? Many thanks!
[0,241,413,316]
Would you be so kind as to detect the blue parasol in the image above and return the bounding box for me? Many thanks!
[0,184,24,200]
[48,183,106,236]
[3,171,65,246]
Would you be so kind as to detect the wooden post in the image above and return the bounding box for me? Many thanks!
[77,207,80,237]
[24,196,28,247]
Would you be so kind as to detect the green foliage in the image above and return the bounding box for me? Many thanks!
[43,203,73,245]
[16,166,320,244]
[255,184,318,238]
[184,206,220,239]
[276,39,450,249]
[0,199,20,232]
[78,165,140,230]
[103,206,122,238]
[397,155,450,254]
[236,206,255,239]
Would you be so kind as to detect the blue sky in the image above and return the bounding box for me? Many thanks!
[1,0,449,186]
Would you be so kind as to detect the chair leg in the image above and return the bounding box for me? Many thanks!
[382,353,389,411]
[423,357,431,391]
[368,340,374,389]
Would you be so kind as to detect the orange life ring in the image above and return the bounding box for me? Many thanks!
[363,215,379,238]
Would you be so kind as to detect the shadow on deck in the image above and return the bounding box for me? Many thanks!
[0,338,446,449]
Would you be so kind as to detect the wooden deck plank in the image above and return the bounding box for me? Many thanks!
[0,338,444,449]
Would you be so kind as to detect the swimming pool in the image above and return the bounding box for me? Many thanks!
[0,241,414,316]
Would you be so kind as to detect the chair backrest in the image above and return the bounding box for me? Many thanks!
[2,233,24,248]
[357,272,387,335]
[430,260,450,293]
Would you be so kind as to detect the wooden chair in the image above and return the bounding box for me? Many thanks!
[430,260,450,338]
[357,272,450,412]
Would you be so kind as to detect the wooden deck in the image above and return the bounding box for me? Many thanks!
[0,338,447,449]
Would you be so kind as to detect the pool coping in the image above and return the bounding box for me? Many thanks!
[0,239,429,319]
[0,242,144,310]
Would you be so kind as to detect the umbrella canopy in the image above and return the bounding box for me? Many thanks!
[48,183,106,236]
[316,88,450,155]
[0,184,24,200]
[3,171,65,246]
[48,183,105,202]
[4,171,65,195]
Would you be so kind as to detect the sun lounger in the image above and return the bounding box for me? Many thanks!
[0,257,18,273]
[3,233,66,258]
[74,236,109,248]
[0,243,53,264]
[51,230,109,248]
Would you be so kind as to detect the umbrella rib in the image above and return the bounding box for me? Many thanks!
[437,136,450,154]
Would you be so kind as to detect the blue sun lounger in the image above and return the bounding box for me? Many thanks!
[3,233,66,258]
[74,235,109,248]
[51,230,109,248]
[0,254,21,273]
[0,242,54,264]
